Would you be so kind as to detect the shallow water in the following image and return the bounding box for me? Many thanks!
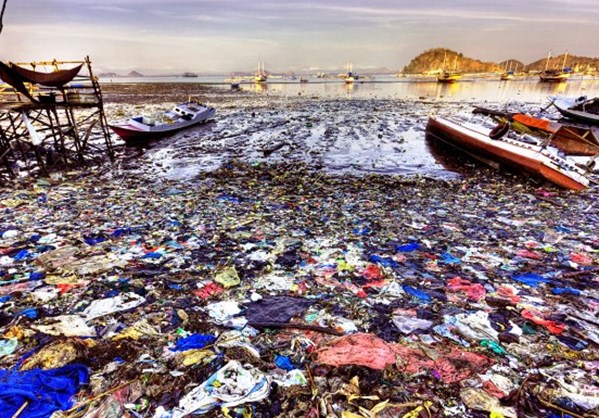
[109,78,599,181]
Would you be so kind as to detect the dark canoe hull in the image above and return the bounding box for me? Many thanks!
[426,116,589,191]
[553,103,599,126]
[9,63,83,87]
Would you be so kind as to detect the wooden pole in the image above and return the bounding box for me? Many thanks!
[0,0,8,37]
[11,400,28,418]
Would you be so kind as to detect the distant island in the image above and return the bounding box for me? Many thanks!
[95,49,599,78]
[98,71,144,78]
[403,47,599,74]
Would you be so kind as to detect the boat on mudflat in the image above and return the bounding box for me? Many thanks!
[109,100,215,144]
[472,106,599,156]
[550,96,599,126]
[426,114,591,191]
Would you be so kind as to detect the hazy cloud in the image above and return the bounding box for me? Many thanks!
[1,0,597,73]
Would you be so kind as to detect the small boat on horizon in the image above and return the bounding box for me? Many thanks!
[343,62,358,84]
[182,72,198,78]
[426,114,591,191]
[500,61,517,80]
[109,100,215,144]
[255,61,268,83]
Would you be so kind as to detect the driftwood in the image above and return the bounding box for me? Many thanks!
[248,321,343,336]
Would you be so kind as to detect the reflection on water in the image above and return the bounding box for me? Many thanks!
[253,82,268,94]
[102,74,599,104]
[221,77,599,103]
[344,82,356,98]
[433,81,460,99]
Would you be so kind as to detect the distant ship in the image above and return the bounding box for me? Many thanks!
[539,51,571,83]
[343,62,358,83]
[182,72,198,78]
[255,61,268,83]
[437,52,461,83]
[500,61,517,80]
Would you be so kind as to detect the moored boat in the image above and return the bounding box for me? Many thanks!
[437,52,461,83]
[539,51,571,83]
[109,100,215,144]
[426,114,590,191]
[255,61,268,83]
[500,61,517,80]
[539,69,570,83]
[343,62,357,84]
[437,72,462,83]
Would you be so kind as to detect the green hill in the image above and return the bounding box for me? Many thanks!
[403,48,501,74]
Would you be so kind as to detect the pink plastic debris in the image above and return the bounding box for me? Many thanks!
[446,276,486,301]
[315,333,397,370]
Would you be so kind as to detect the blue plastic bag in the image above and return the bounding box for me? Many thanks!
[0,364,89,418]
[402,285,431,302]
[511,273,551,287]
[170,334,216,352]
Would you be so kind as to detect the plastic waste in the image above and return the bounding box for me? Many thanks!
[156,360,270,417]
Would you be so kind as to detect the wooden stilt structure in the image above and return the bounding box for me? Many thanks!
[0,56,114,181]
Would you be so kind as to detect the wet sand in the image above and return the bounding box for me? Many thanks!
[102,82,568,182]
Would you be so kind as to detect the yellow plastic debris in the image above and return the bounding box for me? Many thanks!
[214,266,240,288]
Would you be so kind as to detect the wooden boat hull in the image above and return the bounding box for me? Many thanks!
[426,115,589,191]
[437,73,461,83]
[539,71,570,83]
[9,63,83,87]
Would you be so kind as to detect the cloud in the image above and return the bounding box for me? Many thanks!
[2,0,598,72]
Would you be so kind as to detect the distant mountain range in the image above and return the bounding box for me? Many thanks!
[403,48,599,74]
[97,49,599,77]
[98,71,144,78]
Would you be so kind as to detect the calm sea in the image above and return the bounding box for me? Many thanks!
[101,74,599,103]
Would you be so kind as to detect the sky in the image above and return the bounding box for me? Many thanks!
[1,0,598,75]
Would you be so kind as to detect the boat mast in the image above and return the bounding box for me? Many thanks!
[442,52,447,73]
[562,50,568,70]
[544,51,551,71]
